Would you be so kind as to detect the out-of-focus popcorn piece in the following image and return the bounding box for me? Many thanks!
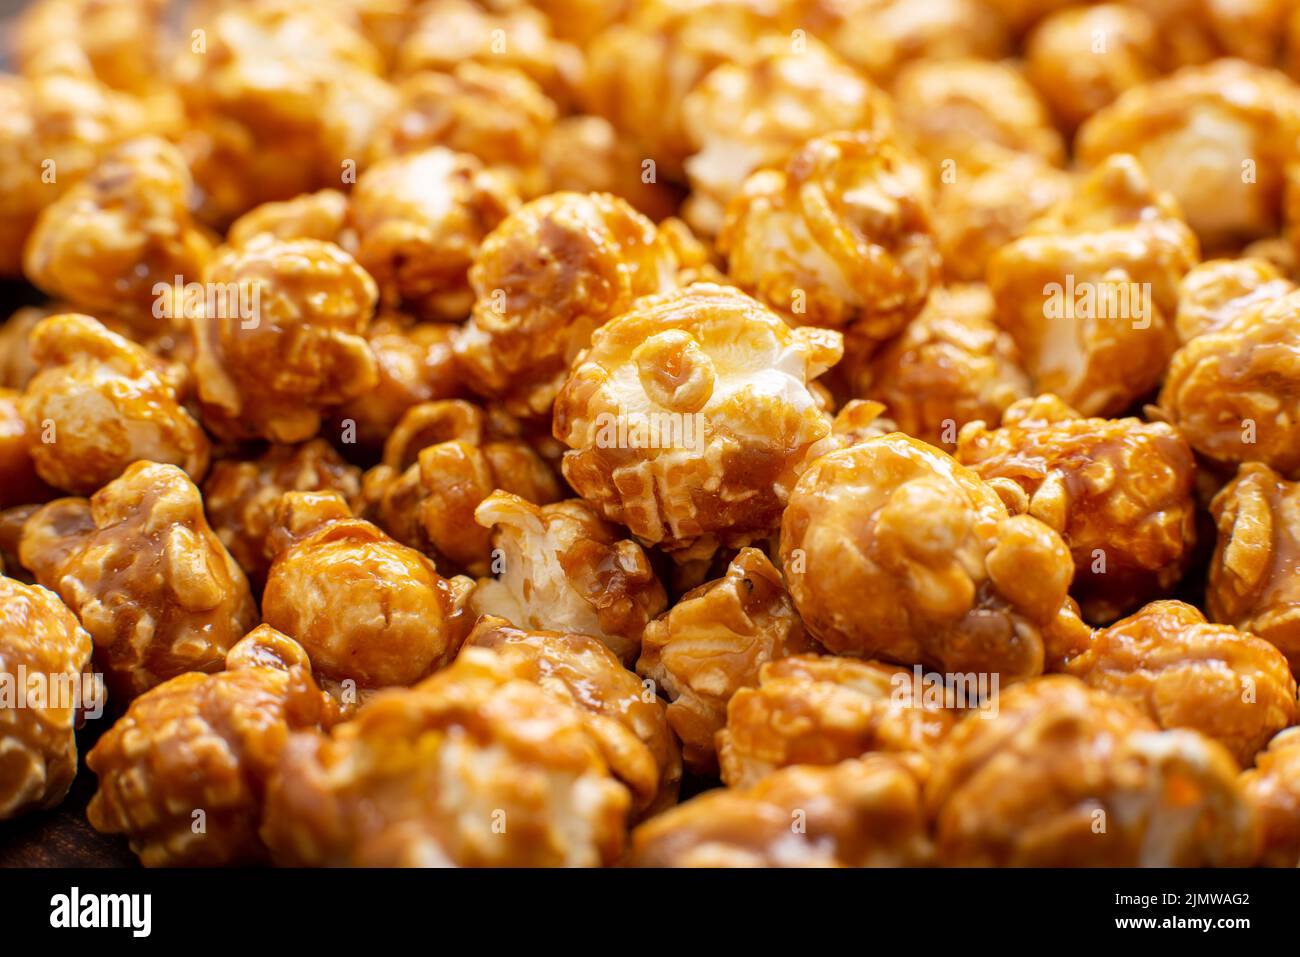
[1077,59,1300,249]
[629,754,933,867]
[472,491,667,666]
[260,648,631,866]
[1174,257,1294,343]
[719,131,938,342]
[350,148,519,322]
[455,191,681,418]
[853,284,1030,449]
[85,625,336,866]
[988,154,1198,417]
[202,440,363,588]
[717,654,961,788]
[0,388,56,509]
[189,236,379,443]
[1240,728,1300,867]
[926,675,1260,866]
[637,547,815,772]
[781,433,1089,679]
[464,616,681,816]
[0,576,94,819]
[226,189,352,248]
[555,282,841,560]
[19,314,209,494]
[1208,463,1300,672]
[1158,289,1300,474]
[19,462,258,700]
[679,35,892,236]
[1128,0,1290,72]
[541,116,684,223]
[0,306,53,391]
[13,0,173,97]
[1064,600,1296,766]
[956,394,1198,623]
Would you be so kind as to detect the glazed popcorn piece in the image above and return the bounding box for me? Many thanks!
[541,116,683,223]
[23,137,213,331]
[781,433,1088,679]
[956,394,1198,623]
[0,388,55,509]
[1174,257,1294,343]
[455,191,681,419]
[226,189,352,248]
[926,676,1260,866]
[717,654,960,788]
[988,154,1199,417]
[0,305,54,391]
[189,236,379,443]
[202,440,364,588]
[19,313,209,495]
[853,284,1030,449]
[1064,600,1296,766]
[464,616,681,816]
[13,0,174,96]
[555,283,841,560]
[1240,728,1300,867]
[1158,290,1300,475]
[1209,463,1300,672]
[19,462,257,700]
[472,491,667,666]
[719,130,938,342]
[629,754,933,867]
[1077,59,1300,248]
[262,491,474,697]
[679,34,892,236]
[637,547,816,772]
[350,147,519,322]
[0,576,94,819]
[260,648,630,867]
[85,626,336,866]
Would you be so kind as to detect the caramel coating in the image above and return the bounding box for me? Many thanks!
[350,147,519,322]
[226,189,351,249]
[189,236,379,443]
[927,676,1260,866]
[1175,257,1294,343]
[957,394,1198,623]
[23,137,213,331]
[19,314,209,494]
[541,116,684,223]
[1240,728,1300,867]
[1064,601,1296,767]
[13,0,173,96]
[1209,463,1300,672]
[629,754,933,867]
[464,616,681,816]
[0,576,94,819]
[855,284,1030,449]
[719,131,938,341]
[0,306,51,391]
[0,388,55,509]
[455,192,681,419]
[717,654,960,788]
[1159,290,1300,475]
[471,491,667,666]
[85,626,335,866]
[1077,59,1300,248]
[780,433,1088,679]
[261,648,630,867]
[988,154,1198,417]
[555,283,840,560]
[202,440,363,588]
[19,462,257,700]
[262,490,474,694]
[637,547,816,772]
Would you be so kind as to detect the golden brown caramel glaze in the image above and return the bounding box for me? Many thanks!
[540,116,684,223]
[226,189,351,248]
[0,388,56,509]
[1240,728,1300,867]
[1175,257,1294,343]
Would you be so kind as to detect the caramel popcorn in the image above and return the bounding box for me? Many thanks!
[85,625,336,866]
[189,236,379,443]
[988,154,1199,417]
[1240,728,1300,867]
[719,131,938,341]
[927,676,1260,866]
[350,147,520,322]
[629,754,933,867]
[555,283,841,560]
[1174,257,1294,343]
[13,0,173,96]
[0,576,94,819]
[19,313,209,494]
[226,189,352,249]
[464,616,681,816]
[260,648,630,867]
[19,461,258,700]
[717,654,960,788]
[1208,463,1300,672]
[471,491,667,665]
[0,388,55,509]
[780,433,1089,678]
[0,305,52,391]
[956,394,1198,623]
[540,116,684,223]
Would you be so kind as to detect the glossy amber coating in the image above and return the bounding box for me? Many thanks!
[1241,728,1300,867]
